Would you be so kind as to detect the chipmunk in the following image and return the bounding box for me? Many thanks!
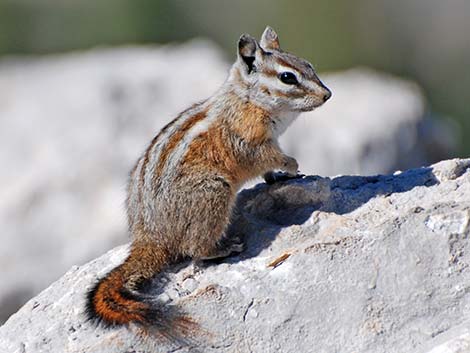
[86,26,331,337]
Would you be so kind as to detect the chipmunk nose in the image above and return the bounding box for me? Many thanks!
[323,88,332,102]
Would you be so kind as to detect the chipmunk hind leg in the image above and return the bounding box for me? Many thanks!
[177,175,244,260]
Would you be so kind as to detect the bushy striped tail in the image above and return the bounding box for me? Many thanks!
[85,243,197,342]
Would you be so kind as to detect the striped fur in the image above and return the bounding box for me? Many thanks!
[86,26,331,343]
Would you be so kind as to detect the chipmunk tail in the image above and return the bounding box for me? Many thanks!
[85,244,197,342]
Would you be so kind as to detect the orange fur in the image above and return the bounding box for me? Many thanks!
[231,102,272,144]
[153,109,208,182]
[180,102,275,187]
[91,270,148,325]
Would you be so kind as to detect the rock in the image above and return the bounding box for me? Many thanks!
[1,158,469,353]
[0,42,455,323]
[418,321,470,353]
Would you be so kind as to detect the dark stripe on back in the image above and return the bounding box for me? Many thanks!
[138,117,177,188]
[137,102,205,188]
[152,108,208,185]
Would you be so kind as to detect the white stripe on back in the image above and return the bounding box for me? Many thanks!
[141,104,206,228]
[159,108,220,192]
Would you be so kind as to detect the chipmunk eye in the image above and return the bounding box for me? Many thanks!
[278,72,298,85]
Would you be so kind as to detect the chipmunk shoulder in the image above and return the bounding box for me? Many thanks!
[86,26,331,335]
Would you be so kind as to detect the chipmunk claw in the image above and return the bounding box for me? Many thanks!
[227,241,244,254]
[220,235,245,254]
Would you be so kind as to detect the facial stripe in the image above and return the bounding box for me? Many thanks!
[263,68,279,78]
[274,58,302,75]
[271,88,306,99]
[260,61,324,98]
[274,64,300,78]
[258,74,305,99]
[259,84,271,96]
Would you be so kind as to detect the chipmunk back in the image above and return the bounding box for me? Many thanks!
[86,26,331,339]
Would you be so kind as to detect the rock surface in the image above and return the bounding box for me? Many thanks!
[1,158,469,353]
[0,41,455,323]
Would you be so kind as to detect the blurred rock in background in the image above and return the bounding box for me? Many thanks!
[1,0,468,154]
[0,41,456,323]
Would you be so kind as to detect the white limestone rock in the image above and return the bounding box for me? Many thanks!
[0,158,469,353]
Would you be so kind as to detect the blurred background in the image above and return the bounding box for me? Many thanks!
[0,0,468,324]
[1,0,469,151]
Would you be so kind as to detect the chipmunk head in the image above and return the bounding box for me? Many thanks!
[231,26,331,112]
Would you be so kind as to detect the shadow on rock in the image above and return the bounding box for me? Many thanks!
[224,166,439,262]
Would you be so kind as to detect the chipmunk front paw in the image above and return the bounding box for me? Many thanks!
[283,156,299,176]
[263,171,305,185]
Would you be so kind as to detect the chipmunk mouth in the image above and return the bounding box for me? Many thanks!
[298,97,325,111]
[306,91,331,110]
[299,105,318,112]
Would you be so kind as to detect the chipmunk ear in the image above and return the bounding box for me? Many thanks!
[238,34,258,74]
[260,26,280,51]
